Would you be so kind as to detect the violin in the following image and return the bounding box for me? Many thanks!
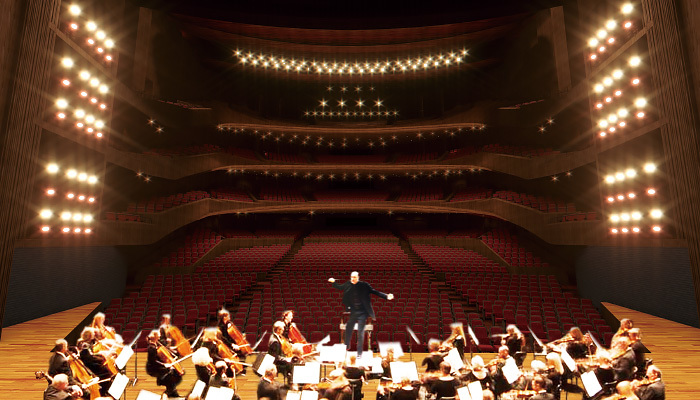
[288,323,314,354]
[226,322,252,356]
[155,342,185,376]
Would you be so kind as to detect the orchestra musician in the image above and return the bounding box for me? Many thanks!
[421,339,445,373]
[329,271,394,357]
[158,314,173,347]
[90,313,116,341]
[322,368,354,400]
[280,310,294,340]
[76,327,112,395]
[633,365,665,400]
[611,337,636,382]
[48,339,76,385]
[43,373,83,400]
[593,352,616,397]
[429,362,459,400]
[146,330,183,398]
[218,309,248,374]
[191,347,215,384]
[529,360,554,393]
[628,328,648,378]
[611,319,634,347]
[489,346,514,398]
[502,324,526,367]
[611,380,640,400]
[389,377,418,400]
[528,376,555,400]
[268,321,291,377]
[463,355,494,394]
[441,323,466,359]
[257,365,282,400]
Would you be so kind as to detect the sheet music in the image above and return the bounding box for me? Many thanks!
[287,390,302,400]
[378,341,404,358]
[205,386,235,400]
[581,371,603,398]
[135,389,162,400]
[319,344,347,363]
[256,353,276,376]
[107,373,130,399]
[501,357,521,384]
[390,361,419,383]
[467,381,483,400]
[300,390,320,400]
[444,348,465,373]
[560,349,577,372]
[292,362,321,384]
[457,386,473,400]
[115,344,134,370]
[191,380,207,398]
[467,325,479,346]
[369,356,384,374]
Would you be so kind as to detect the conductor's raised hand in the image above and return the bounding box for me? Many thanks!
[328,277,335,283]
[387,293,394,300]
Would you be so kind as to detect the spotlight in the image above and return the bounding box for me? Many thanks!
[89,78,99,87]
[98,85,108,94]
[621,227,629,233]
[61,57,74,68]
[622,3,634,14]
[617,195,625,201]
[88,176,98,184]
[62,227,70,233]
[105,55,112,62]
[95,31,106,40]
[619,121,627,127]
[598,120,609,128]
[69,23,78,30]
[76,122,84,128]
[625,168,636,178]
[643,163,656,173]
[40,209,52,219]
[599,131,607,137]
[72,213,82,222]
[624,21,633,29]
[631,211,642,220]
[614,90,622,96]
[615,172,625,181]
[88,197,95,202]
[632,78,640,85]
[618,108,629,117]
[78,195,85,201]
[61,79,70,86]
[596,29,608,39]
[628,192,636,199]
[605,175,615,184]
[60,211,71,221]
[607,196,614,202]
[605,20,616,30]
[590,54,597,60]
[47,163,59,174]
[588,38,599,47]
[86,21,97,31]
[79,70,90,80]
[46,188,55,195]
[66,192,75,199]
[636,111,645,118]
[84,228,92,234]
[635,98,647,108]
[41,226,50,232]
[632,227,640,233]
[603,77,613,86]
[629,56,641,67]
[620,213,630,221]
[611,228,619,234]
[75,109,85,118]
[94,121,104,129]
[83,214,93,223]
[66,169,77,178]
[96,132,103,138]
[85,115,95,124]
[647,188,656,195]
[74,228,81,233]
[652,226,661,232]
[650,209,663,219]
[610,214,620,223]
[594,84,604,93]
[105,39,114,48]
[596,103,603,109]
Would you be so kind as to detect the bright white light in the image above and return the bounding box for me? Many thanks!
[593,84,605,93]
[608,114,618,123]
[605,175,615,184]
[635,98,647,108]
[611,228,619,234]
[78,195,85,201]
[61,57,74,68]
[625,168,637,178]
[78,172,87,181]
[89,78,99,87]
[88,176,98,184]
[95,31,106,40]
[60,212,72,221]
[620,213,630,221]
[615,172,626,181]
[628,192,636,198]
[621,227,629,233]
[607,197,614,202]
[588,38,599,47]
[643,163,656,173]
[618,108,629,117]
[631,211,642,220]
[94,120,104,129]
[62,227,70,233]
[650,209,663,219]
[617,195,625,201]
[652,226,661,232]
[647,188,656,195]
[75,109,85,118]
[47,163,59,173]
[40,209,53,219]
[73,213,83,222]
[603,77,613,86]
[610,214,620,223]
[84,228,92,234]
[47,188,55,195]
[98,85,108,94]
[66,169,78,178]
[596,29,608,39]
[612,69,623,79]
[79,70,90,80]
[622,3,634,14]
[629,56,641,67]
[632,227,640,233]
[86,21,97,31]
[88,197,95,202]
[85,115,95,124]
[66,193,74,199]
[68,4,81,15]
[606,20,617,30]
[105,39,114,48]
[598,120,609,128]
[83,214,93,223]
[41,226,50,232]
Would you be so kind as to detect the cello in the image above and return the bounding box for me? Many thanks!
[226,323,253,356]
[166,325,193,356]
[155,341,185,376]
[288,323,314,355]
[66,352,104,400]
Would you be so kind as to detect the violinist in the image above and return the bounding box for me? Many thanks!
[257,365,282,400]
[611,319,634,347]
[429,362,458,400]
[628,329,648,377]
[146,330,183,398]
[528,376,555,400]
[390,377,418,400]
[489,346,514,398]
[633,365,665,400]
[421,339,444,373]
[610,381,639,400]
[441,323,466,359]
[528,360,554,392]
[322,369,353,400]
[503,325,526,366]
[463,355,494,394]
[48,339,76,385]
[43,373,83,400]
[611,337,636,382]
[268,321,291,377]
[593,352,616,397]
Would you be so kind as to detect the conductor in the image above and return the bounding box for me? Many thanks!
[329,271,394,356]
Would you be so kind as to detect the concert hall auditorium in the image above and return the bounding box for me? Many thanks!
[0,0,698,399]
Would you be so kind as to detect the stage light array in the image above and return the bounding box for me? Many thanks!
[603,161,664,235]
[54,57,109,139]
[587,3,639,64]
[38,162,99,236]
[63,4,115,65]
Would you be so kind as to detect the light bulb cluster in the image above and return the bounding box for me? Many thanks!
[65,4,115,64]
[303,109,399,119]
[55,60,109,138]
[604,162,663,235]
[225,169,483,180]
[41,161,99,236]
[603,163,656,185]
[588,3,638,63]
[234,48,469,76]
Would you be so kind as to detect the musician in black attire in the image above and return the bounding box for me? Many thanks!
[281,310,294,340]
[329,271,394,356]
[76,328,111,396]
[489,346,514,398]
[612,337,636,382]
[43,374,82,400]
[634,365,665,400]
[421,339,445,373]
[629,328,648,377]
[430,362,459,400]
[390,378,418,400]
[258,365,282,400]
[503,325,527,367]
[145,330,182,398]
[463,356,494,393]
[528,376,555,400]
[268,321,291,377]
[48,339,77,385]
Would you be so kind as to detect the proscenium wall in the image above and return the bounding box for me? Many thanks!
[3,246,127,327]
[575,246,699,327]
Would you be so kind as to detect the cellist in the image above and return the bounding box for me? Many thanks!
[218,309,249,374]
[76,328,111,396]
[159,313,192,357]
[90,313,116,341]
[48,339,76,385]
[146,330,183,398]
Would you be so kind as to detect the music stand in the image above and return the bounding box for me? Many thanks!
[405,326,420,361]
[466,324,479,362]
[529,327,546,361]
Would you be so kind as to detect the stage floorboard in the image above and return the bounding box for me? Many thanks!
[0,302,693,399]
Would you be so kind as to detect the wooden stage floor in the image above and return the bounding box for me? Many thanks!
[0,302,695,399]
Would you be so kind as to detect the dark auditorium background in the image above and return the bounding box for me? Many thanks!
[1,0,700,343]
